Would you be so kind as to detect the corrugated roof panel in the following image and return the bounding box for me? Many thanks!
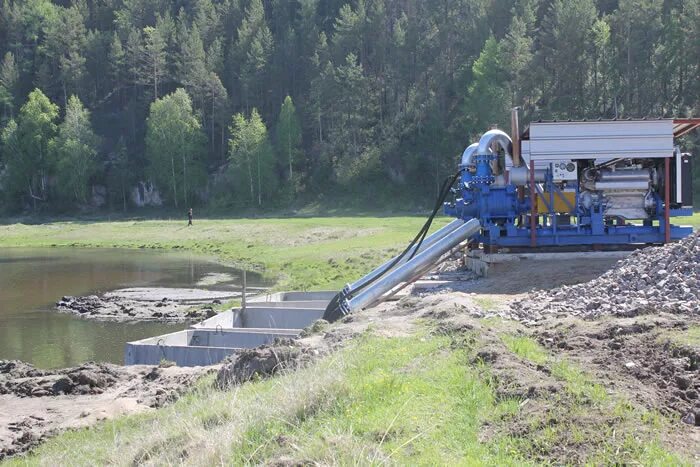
[528,120,673,161]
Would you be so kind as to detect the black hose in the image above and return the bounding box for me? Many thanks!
[323,169,463,322]
[408,172,461,261]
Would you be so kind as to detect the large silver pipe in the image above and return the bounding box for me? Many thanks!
[343,219,465,294]
[511,108,521,167]
[509,166,546,184]
[591,180,650,191]
[460,143,478,168]
[477,129,512,156]
[341,218,482,313]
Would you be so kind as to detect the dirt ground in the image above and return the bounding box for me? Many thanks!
[218,255,699,462]
[0,361,215,459]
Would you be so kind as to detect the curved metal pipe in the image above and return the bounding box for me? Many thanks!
[477,129,512,156]
[460,143,478,168]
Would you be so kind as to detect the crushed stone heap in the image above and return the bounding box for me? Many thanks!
[509,232,700,321]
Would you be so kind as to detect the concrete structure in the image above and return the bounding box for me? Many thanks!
[192,306,325,330]
[125,328,299,366]
[125,291,333,367]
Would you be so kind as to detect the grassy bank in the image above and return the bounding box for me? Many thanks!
[0,217,449,291]
[6,324,688,466]
[2,213,698,291]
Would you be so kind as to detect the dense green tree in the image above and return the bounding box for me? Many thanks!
[234,0,273,110]
[40,4,87,105]
[145,88,205,207]
[52,95,99,204]
[1,89,58,209]
[138,25,168,99]
[0,52,19,120]
[276,95,302,182]
[464,37,509,131]
[108,32,127,97]
[0,0,698,210]
[228,108,274,206]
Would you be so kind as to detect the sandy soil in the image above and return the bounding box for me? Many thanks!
[0,361,215,459]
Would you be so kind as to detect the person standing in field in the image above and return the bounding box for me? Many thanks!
[187,208,193,226]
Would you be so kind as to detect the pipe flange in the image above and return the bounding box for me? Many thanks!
[472,175,495,184]
[339,299,351,316]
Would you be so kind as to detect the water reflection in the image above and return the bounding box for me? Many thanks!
[0,248,262,368]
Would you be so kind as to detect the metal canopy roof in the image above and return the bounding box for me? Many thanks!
[673,118,700,138]
[521,118,700,140]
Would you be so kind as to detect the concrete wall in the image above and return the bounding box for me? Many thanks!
[126,291,331,366]
[125,342,236,366]
[236,307,324,329]
[195,306,324,330]
[245,301,329,309]
[125,328,300,366]
[249,291,336,303]
[189,329,298,348]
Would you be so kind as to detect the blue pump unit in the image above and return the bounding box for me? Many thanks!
[444,119,695,250]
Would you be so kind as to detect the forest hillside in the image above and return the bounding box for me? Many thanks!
[0,0,698,213]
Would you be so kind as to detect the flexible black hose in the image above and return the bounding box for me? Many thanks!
[408,171,461,261]
[347,171,460,297]
[323,169,463,322]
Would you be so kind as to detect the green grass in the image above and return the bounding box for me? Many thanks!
[501,335,549,365]
[658,325,700,348]
[676,212,700,228]
[7,332,527,466]
[0,217,449,291]
[473,296,501,311]
[5,330,690,465]
[500,334,686,465]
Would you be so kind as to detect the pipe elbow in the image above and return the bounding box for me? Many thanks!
[477,129,512,156]
[460,143,478,168]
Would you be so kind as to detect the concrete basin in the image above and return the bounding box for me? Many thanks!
[125,328,299,366]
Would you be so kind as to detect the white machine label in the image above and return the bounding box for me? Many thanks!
[551,160,577,181]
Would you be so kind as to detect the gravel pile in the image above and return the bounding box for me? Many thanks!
[509,233,700,321]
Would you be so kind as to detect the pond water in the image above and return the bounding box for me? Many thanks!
[0,248,263,368]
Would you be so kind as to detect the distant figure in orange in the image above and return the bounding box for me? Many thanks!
[187,208,193,226]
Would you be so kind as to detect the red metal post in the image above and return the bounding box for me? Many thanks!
[664,156,671,243]
[530,161,537,247]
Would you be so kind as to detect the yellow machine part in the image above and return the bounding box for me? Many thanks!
[535,191,576,213]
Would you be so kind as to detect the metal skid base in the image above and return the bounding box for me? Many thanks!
[476,223,693,249]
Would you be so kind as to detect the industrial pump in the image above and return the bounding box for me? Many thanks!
[444,114,698,249]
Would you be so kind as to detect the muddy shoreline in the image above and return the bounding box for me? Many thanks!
[0,360,216,459]
[55,287,240,322]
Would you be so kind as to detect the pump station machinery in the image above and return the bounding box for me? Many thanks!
[323,115,699,321]
[444,115,700,250]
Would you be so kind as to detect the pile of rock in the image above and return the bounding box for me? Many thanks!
[509,232,700,321]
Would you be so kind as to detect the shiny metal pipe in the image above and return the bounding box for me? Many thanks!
[341,218,481,313]
[343,219,466,294]
[460,143,478,168]
[477,129,512,156]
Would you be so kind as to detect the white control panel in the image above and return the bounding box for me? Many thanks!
[551,160,577,181]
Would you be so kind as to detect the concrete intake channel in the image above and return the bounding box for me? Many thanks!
[125,292,337,366]
[125,220,480,367]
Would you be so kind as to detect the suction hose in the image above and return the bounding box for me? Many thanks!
[322,169,465,322]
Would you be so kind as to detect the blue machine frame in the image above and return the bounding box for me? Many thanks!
[444,138,693,249]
